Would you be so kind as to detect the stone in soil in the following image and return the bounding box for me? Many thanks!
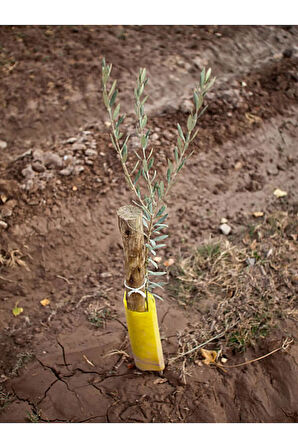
[0,220,8,229]
[219,223,231,235]
[43,152,63,169]
[0,140,7,150]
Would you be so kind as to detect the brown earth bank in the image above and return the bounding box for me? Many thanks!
[0,25,297,423]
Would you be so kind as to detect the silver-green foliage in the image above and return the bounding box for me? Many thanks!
[101,58,215,299]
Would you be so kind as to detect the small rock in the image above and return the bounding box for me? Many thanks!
[0,140,7,150]
[44,152,63,169]
[32,161,46,173]
[59,166,73,176]
[32,149,44,162]
[0,220,8,229]
[85,148,97,158]
[73,165,84,175]
[219,223,231,235]
[220,217,228,224]
[246,257,256,266]
[85,159,94,166]
[72,143,86,152]
[66,137,77,144]
[21,165,35,178]
[0,199,17,218]
[99,272,112,278]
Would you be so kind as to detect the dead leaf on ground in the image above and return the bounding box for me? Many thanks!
[253,211,264,218]
[12,306,23,317]
[153,378,168,384]
[40,298,50,307]
[163,258,175,267]
[153,256,162,263]
[200,348,218,365]
[273,188,287,198]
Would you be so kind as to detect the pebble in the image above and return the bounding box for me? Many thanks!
[0,140,7,150]
[59,166,73,176]
[21,165,35,178]
[0,220,8,229]
[32,161,46,173]
[85,159,94,166]
[246,257,256,266]
[219,223,231,235]
[0,200,17,218]
[72,143,86,151]
[66,137,77,144]
[44,152,63,169]
[85,148,97,158]
[73,165,84,175]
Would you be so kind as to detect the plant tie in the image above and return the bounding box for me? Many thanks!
[124,280,147,298]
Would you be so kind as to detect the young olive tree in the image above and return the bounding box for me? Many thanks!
[102,58,215,300]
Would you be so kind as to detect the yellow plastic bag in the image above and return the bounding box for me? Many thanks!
[124,292,165,371]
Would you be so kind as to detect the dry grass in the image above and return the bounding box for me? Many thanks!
[85,301,117,328]
[0,249,29,271]
[168,210,297,358]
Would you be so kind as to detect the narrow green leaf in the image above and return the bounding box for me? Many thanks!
[117,114,125,127]
[109,79,117,98]
[200,67,206,88]
[149,258,158,269]
[150,239,156,247]
[109,89,118,107]
[141,115,147,129]
[136,185,141,197]
[156,213,168,225]
[156,205,166,218]
[121,144,127,162]
[134,168,141,184]
[148,271,167,276]
[154,223,168,229]
[141,95,149,106]
[174,147,179,163]
[148,157,154,171]
[177,123,185,141]
[142,218,148,228]
[206,67,212,82]
[103,92,109,108]
[198,104,208,119]
[177,159,186,173]
[187,114,195,132]
[160,181,164,197]
[148,281,165,290]
[154,234,168,242]
[113,103,120,120]
[140,68,146,83]
[146,244,156,256]
[193,91,199,110]
[152,293,164,301]
[155,243,166,249]
[141,134,147,149]
[167,168,171,184]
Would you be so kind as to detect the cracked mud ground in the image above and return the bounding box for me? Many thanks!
[0,26,298,423]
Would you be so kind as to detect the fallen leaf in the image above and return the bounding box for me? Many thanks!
[12,306,23,317]
[273,188,287,198]
[40,298,50,307]
[153,378,168,384]
[245,112,262,124]
[221,357,228,364]
[163,258,175,267]
[250,239,257,250]
[153,256,162,263]
[253,211,264,218]
[200,348,218,365]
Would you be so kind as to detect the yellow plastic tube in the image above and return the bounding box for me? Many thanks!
[124,292,165,371]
